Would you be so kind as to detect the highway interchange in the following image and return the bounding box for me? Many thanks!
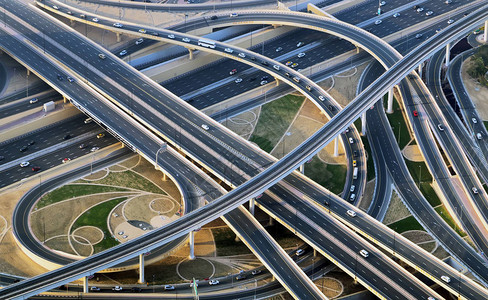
[0,0,488,299]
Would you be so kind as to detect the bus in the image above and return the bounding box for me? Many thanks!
[353,167,358,179]
[198,39,216,49]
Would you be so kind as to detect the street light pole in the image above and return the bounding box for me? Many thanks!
[397,122,401,145]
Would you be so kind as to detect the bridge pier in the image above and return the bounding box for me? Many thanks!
[138,254,145,283]
[334,137,339,157]
[249,198,255,215]
[187,48,194,60]
[313,248,317,257]
[189,231,195,260]
[83,276,89,293]
[70,19,75,27]
[27,69,30,76]
[268,216,274,226]
[484,20,488,42]
[361,112,367,136]
[299,164,304,174]
[275,78,279,86]
[356,46,360,54]
[116,32,121,43]
[386,88,394,114]
[445,43,451,66]
[417,62,423,78]
[63,95,67,103]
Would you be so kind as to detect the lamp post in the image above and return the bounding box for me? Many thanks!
[418,165,422,188]
[184,14,188,33]
[397,122,401,145]
[254,279,257,299]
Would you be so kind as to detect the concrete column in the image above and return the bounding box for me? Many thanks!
[387,89,394,114]
[189,231,195,260]
[361,112,367,136]
[249,198,255,215]
[313,248,317,257]
[268,216,274,226]
[70,19,75,27]
[83,276,89,293]
[299,164,304,174]
[445,43,451,66]
[275,78,279,86]
[138,254,145,283]
[162,173,167,181]
[63,95,67,103]
[356,46,360,54]
[116,33,121,43]
[187,48,194,60]
[484,20,488,42]
[27,69,30,76]
[417,63,423,78]
[334,137,339,157]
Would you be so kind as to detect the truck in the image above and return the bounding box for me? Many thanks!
[353,167,358,179]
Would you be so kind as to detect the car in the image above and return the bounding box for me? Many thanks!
[416,7,424,13]
[150,31,159,36]
[256,193,263,199]
[182,37,191,42]
[318,95,325,101]
[445,0,452,3]
[80,14,86,19]
[293,77,300,83]
[261,60,269,66]
[413,110,418,117]
[393,13,400,18]
[210,15,218,20]
[476,133,482,140]
[261,75,269,81]
[285,61,293,66]
[118,231,124,235]
[67,76,75,83]
[189,282,198,288]
[63,134,72,140]
[472,187,479,194]
[52,5,59,10]
[113,23,123,28]
[374,19,382,25]
[353,150,358,157]
[345,128,350,133]
[19,146,28,152]
[230,12,238,17]
[229,69,237,75]
[349,194,356,201]
[297,52,305,58]
[437,124,444,131]
[349,137,354,144]
[30,98,38,104]
[201,124,209,130]
[235,78,242,83]
[441,275,451,283]
[62,158,71,164]
[84,118,93,124]
[328,104,334,111]
[57,74,63,81]
[471,117,478,124]
[428,297,436,300]
[347,210,356,217]
[168,34,175,39]
[122,235,128,239]
[138,29,146,33]
[379,1,386,6]
[260,80,268,86]
[97,133,105,139]
[352,160,357,167]
[91,147,100,152]
[291,63,299,68]
[415,33,423,39]
[285,72,291,77]
[426,11,433,16]
[252,269,262,276]
[209,279,219,285]
[296,249,304,256]
[90,286,100,291]
[296,42,304,47]
[235,274,246,280]
[447,19,454,25]
[350,185,355,192]
[360,249,369,257]
[164,285,175,290]
[436,28,442,33]
[135,38,144,45]
[250,56,256,61]
[131,287,142,292]
[249,77,256,82]
[238,53,246,58]
[32,166,41,172]
[112,286,123,291]
[306,85,312,91]
[224,47,233,53]
[98,53,106,59]
[92,18,99,23]
[119,50,128,56]
[275,47,283,52]
[79,144,86,149]
[20,161,30,168]
[273,65,280,70]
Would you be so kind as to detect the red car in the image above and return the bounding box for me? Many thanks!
[32,166,41,172]
[413,110,418,117]
[229,69,237,75]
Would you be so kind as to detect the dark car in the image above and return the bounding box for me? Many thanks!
[79,144,86,149]
[328,105,335,111]
[249,77,256,82]
[236,274,246,280]
[20,146,28,152]
[131,287,142,292]
[261,60,269,66]
[28,140,35,145]
[261,75,269,81]
[210,15,218,20]
[32,166,41,172]
[57,74,63,81]
[63,134,72,140]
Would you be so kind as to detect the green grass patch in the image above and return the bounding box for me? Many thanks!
[360,135,375,181]
[71,197,127,253]
[419,182,441,207]
[435,205,467,237]
[388,216,424,233]
[81,170,165,194]
[304,157,346,194]
[37,184,129,209]
[249,94,304,152]
[484,121,488,132]
[385,97,411,150]
[404,160,433,185]
[212,227,251,256]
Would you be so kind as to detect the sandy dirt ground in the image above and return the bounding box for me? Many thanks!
[461,57,488,121]
[402,144,424,162]
[382,190,411,225]
[222,107,261,140]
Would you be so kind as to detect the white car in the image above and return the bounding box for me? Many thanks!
[415,33,423,39]
[20,161,30,168]
[52,5,59,10]
[201,124,209,130]
[374,19,382,25]
[164,285,175,290]
[476,133,482,140]
[379,1,386,6]
[235,78,242,83]
[90,286,100,291]
[113,23,123,28]
[360,249,369,258]
[98,53,106,59]
[416,7,424,13]
[168,34,175,39]
[441,275,451,283]
[224,48,233,53]
[119,50,127,56]
[190,282,198,288]
[260,80,268,85]
[209,279,219,285]
[118,231,124,235]
[182,37,191,42]
[29,98,39,104]
[447,19,454,25]
[349,193,356,201]
[91,147,100,152]
[238,53,246,58]
[472,117,478,124]
[318,95,325,101]
[350,185,355,192]
[275,47,283,52]
[273,65,280,71]
[425,11,433,16]
[347,210,356,217]
[472,187,479,194]
[297,52,306,58]
[296,249,304,256]
[138,29,146,33]
[92,18,99,23]
[393,13,400,18]
[135,38,144,45]
[296,42,304,47]
[349,137,354,144]
[112,286,122,291]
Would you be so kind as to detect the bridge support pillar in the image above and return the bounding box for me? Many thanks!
[187,48,194,60]
[70,19,75,27]
[417,63,423,78]
[27,69,30,76]
[356,46,360,54]
[83,276,89,293]
[189,231,195,260]
[268,216,274,226]
[299,164,304,174]
[361,112,367,136]
[386,88,394,114]
[138,254,145,283]
[162,173,167,181]
[63,95,67,103]
[116,33,121,43]
[313,248,317,257]
[249,198,255,215]
[275,78,279,86]
[445,43,451,66]
[484,20,488,42]
[334,137,339,157]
